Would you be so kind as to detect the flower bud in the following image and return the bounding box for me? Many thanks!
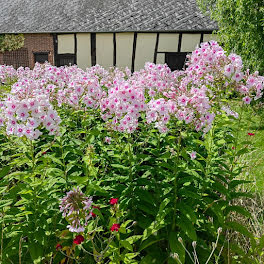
[170,253,179,260]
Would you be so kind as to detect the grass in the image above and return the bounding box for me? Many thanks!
[235,102,264,192]
[228,102,264,262]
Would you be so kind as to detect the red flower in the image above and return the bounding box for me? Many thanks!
[91,205,100,217]
[232,146,235,150]
[56,243,62,250]
[248,133,255,136]
[110,223,120,232]
[91,211,96,217]
[73,235,84,245]
[110,198,118,205]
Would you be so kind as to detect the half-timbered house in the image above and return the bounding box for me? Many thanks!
[0,0,217,70]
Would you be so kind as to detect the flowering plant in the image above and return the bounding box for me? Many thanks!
[0,41,261,263]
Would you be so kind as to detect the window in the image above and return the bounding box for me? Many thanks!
[165,52,188,71]
[34,52,49,63]
[57,54,75,66]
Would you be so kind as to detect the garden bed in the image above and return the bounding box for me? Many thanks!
[0,41,263,263]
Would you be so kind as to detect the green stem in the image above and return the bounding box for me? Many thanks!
[128,135,133,182]
[29,140,37,235]
[96,235,115,263]
[230,103,244,174]
[127,134,136,221]
[30,140,36,173]
[205,121,216,178]
[117,233,121,264]
[0,210,4,264]
[172,127,182,231]
[60,139,68,189]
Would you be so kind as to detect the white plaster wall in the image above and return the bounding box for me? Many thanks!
[77,33,91,69]
[158,33,179,52]
[181,34,201,52]
[116,33,134,69]
[135,33,156,71]
[203,34,219,43]
[156,53,165,64]
[96,33,113,68]
[58,34,74,54]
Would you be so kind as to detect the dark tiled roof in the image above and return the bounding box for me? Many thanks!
[0,0,217,33]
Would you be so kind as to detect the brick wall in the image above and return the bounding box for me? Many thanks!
[0,33,54,68]
[24,33,54,68]
[0,53,3,65]
[3,48,29,68]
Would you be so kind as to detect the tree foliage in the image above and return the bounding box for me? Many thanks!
[0,34,25,52]
[197,0,264,74]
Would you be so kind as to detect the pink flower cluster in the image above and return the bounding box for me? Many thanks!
[100,79,146,133]
[186,41,263,102]
[0,41,263,138]
[0,65,17,84]
[0,87,61,139]
[56,75,106,109]
[60,188,93,233]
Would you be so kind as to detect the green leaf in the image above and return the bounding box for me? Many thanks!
[16,211,33,217]
[177,215,197,241]
[46,155,63,166]
[178,189,201,199]
[126,235,142,244]
[0,166,10,179]
[229,180,252,189]
[142,198,170,241]
[211,181,229,196]
[87,184,108,194]
[225,221,256,249]
[177,202,197,223]
[120,240,133,251]
[134,188,155,205]
[92,208,104,220]
[124,252,139,260]
[236,147,249,156]
[45,168,64,177]
[225,205,251,218]
[0,199,13,208]
[139,238,165,252]
[225,222,253,239]
[216,139,226,145]
[68,175,88,185]
[111,164,129,170]
[29,242,43,263]
[121,220,133,228]
[137,203,156,216]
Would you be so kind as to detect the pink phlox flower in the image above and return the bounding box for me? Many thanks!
[16,108,29,121]
[105,136,112,144]
[246,76,256,88]
[178,95,189,107]
[224,64,234,77]
[190,151,197,160]
[60,188,93,233]
[232,72,243,82]
[243,96,251,104]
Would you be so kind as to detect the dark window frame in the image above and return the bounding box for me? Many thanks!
[57,53,76,67]
[165,52,188,71]
[34,52,49,64]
